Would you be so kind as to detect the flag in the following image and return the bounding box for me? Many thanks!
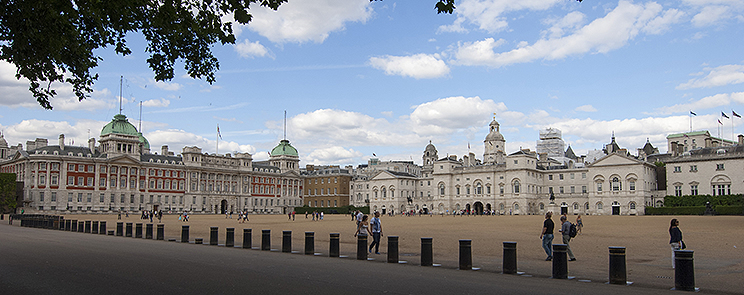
[690,110,696,116]
[217,125,222,139]
[722,111,729,119]
[372,153,377,157]
[734,111,741,118]
[718,119,723,125]
[684,134,689,138]
[468,142,470,150]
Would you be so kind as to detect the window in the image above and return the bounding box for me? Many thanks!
[499,184,504,194]
[630,202,636,210]
[629,181,636,191]
[597,182,603,192]
[582,185,587,193]
[39,192,44,202]
[456,187,460,195]
[690,165,697,172]
[570,186,575,193]
[611,177,621,191]
[67,176,74,185]
[548,175,553,180]
[439,184,445,195]
[513,181,520,194]
[51,192,57,202]
[690,185,698,195]
[716,164,725,171]
[673,166,681,173]
[581,172,586,179]
[674,185,682,196]
[570,173,575,179]
[559,174,564,180]
[476,184,482,195]
[597,203,603,210]
[51,175,58,185]
[77,177,83,186]
[559,187,564,194]
[39,175,46,185]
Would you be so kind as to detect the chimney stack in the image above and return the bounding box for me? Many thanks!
[59,134,65,150]
[161,145,169,156]
[88,138,96,153]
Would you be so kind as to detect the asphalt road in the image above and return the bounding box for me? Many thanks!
[0,224,685,295]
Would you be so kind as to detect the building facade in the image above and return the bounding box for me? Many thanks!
[0,114,303,214]
[302,165,351,208]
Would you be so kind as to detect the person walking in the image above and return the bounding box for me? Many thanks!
[576,215,583,235]
[540,211,554,261]
[354,215,370,238]
[369,211,383,254]
[669,218,683,269]
[559,215,576,261]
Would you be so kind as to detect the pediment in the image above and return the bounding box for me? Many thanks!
[588,153,641,167]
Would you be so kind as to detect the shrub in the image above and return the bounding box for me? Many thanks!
[713,205,744,215]
[645,206,705,215]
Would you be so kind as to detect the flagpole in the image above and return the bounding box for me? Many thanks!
[216,124,219,155]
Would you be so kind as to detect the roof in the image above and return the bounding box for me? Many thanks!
[565,145,577,159]
[101,114,139,137]
[270,139,298,157]
[667,131,709,139]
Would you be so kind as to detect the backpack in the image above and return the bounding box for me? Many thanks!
[569,222,578,238]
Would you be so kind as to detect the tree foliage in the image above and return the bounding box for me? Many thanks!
[0,173,18,212]
[0,0,286,109]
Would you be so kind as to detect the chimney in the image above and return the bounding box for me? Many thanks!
[161,145,169,156]
[59,134,65,150]
[88,138,96,153]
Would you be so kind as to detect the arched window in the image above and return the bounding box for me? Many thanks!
[629,202,636,210]
[513,180,520,194]
[476,183,482,195]
[382,187,386,199]
[439,183,445,195]
[612,177,621,191]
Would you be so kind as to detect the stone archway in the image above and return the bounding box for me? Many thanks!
[474,202,484,215]
[220,199,228,214]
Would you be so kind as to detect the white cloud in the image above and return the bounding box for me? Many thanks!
[153,80,182,91]
[575,105,597,112]
[409,96,507,135]
[441,0,564,34]
[234,39,272,58]
[656,92,744,114]
[677,64,744,89]
[305,146,364,164]
[247,0,372,43]
[0,119,107,149]
[369,54,450,79]
[146,129,255,155]
[142,98,171,108]
[453,1,675,68]
[691,5,729,27]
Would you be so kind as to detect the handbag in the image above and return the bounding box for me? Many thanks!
[681,241,686,249]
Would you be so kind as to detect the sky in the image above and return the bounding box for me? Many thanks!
[1,0,744,167]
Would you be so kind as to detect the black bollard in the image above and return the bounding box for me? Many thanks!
[674,250,696,291]
[329,233,340,257]
[135,223,142,238]
[116,222,124,236]
[78,221,84,233]
[459,240,472,270]
[125,223,133,237]
[387,236,399,263]
[84,221,91,233]
[609,247,627,285]
[210,227,219,245]
[421,237,433,266]
[156,224,164,240]
[145,223,153,239]
[71,220,78,232]
[552,244,568,279]
[226,228,235,247]
[305,232,314,255]
[503,241,518,274]
[181,225,190,243]
[243,229,252,249]
[282,231,292,253]
[92,221,99,234]
[100,221,107,235]
[261,230,271,251]
[357,234,368,260]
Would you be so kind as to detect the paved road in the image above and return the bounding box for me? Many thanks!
[0,224,686,295]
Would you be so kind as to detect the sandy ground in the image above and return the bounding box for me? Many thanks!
[44,213,744,294]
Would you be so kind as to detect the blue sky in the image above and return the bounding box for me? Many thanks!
[1,0,743,166]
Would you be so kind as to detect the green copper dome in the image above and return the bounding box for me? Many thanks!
[101,114,139,136]
[138,132,150,149]
[271,139,298,157]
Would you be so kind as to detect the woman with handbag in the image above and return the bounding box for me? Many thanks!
[669,218,684,269]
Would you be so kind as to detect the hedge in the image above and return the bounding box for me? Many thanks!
[645,206,706,215]
[663,194,743,207]
[294,205,369,215]
[645,205,743,215]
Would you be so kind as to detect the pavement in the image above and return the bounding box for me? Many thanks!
[0,222,718,295]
